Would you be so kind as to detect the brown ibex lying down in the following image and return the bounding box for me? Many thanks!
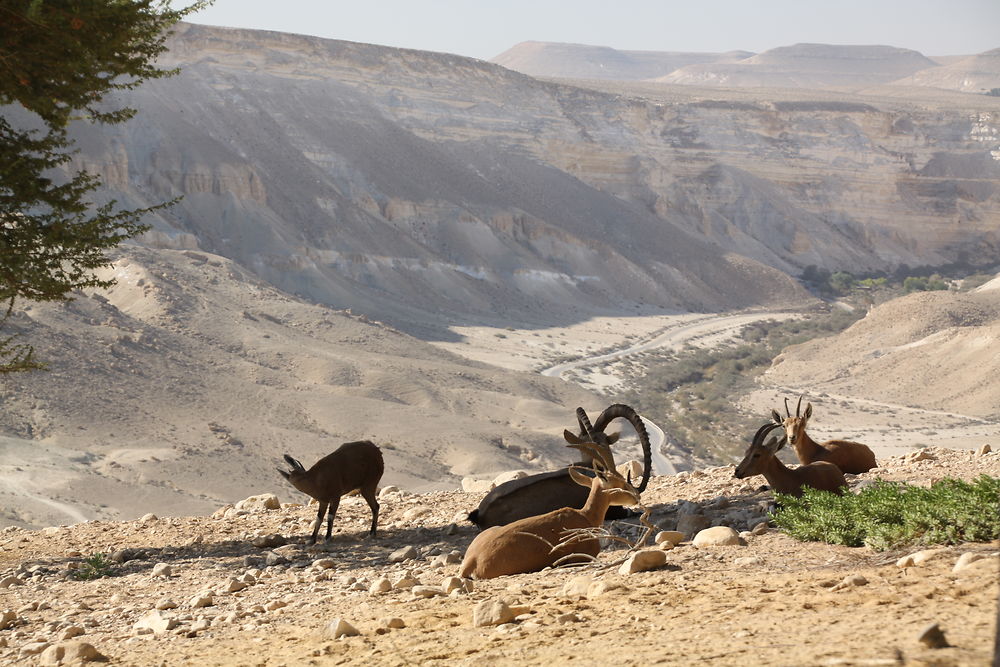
[460,437,640,579]
[772,396,877,474]
[734,422,846,497]
[278,440,384,544]
[467,404,652,530]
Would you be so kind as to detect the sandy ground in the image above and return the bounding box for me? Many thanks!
[0,447,996,667]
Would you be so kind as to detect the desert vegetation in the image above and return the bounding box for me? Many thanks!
[619,308,863,462]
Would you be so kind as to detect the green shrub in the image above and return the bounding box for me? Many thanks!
[771,476,1000,551]
[71,552,117,580]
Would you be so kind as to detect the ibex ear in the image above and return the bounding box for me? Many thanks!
[605,431,620,445]
[764,434,785,453]
[804,403,813,419]
[568,466,595,488]
[771,409,782,424]
[277,468,291,480]
[564,429,584,444]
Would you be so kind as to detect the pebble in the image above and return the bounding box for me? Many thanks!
[133,610,177,634]
[831,574,868,591]
[896,548,948,568]
[411,585,445,598]
[369,578,392,594]
[151,563,173,577]
[389,546,419,563]
[619,549,668,574]
[473,599,515,627]
[977,443,991,456]
[325,618,360,639]
[0,610,17,630]
[693,526,741,547]
[917,622,949,648]
[654,531,684,547]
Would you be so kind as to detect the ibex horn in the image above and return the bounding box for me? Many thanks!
[796,395,803,417]
[784,397,791,418]
[575,407,595,439]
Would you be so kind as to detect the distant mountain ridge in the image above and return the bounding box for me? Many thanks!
[45,24,1000,335]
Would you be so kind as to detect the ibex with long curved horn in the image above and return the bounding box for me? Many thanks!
[771,396,876,474]
[460,437,641,579]
[467,404,653,530]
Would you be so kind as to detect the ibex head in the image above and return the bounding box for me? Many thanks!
[771,395,812,446]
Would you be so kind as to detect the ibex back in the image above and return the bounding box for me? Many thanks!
[278,440,384,544]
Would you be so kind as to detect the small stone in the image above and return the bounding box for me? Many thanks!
[20,642,51,657]
[369,578,392,594]
[917,622,949,649]
[402,507,431,521]
[896,548,948,568]
[555,612,581,624]
[252,534,287,549]
[0,610,17,630]
[134,610,177,634]
[226,579,249,593]
[0,576,23,589]
[491,470,529,486]
[389,546,420,563]
[587,580,626,598]
[191,619,211,632]
[654,531,685,547]
[382,617,406,629]
[976,443,992,456]
[264,600,287,611]
[235,494,281,511]
[561,576,594,598]
[325,618,360,639]
[151,563,173,577]
[57,626,84,640]
[39,640,104,666]
[693,526,741,547]
[140,513,158,522]
[473,599,515,627]
[751,522,770,535]
[378,485,401,498]
[155,599,178,610]
[441,576,465,594]
[392,576,420,590]
[831,574,868,591]
[411,586,445,598]
[618,550,668,574]
[313,558,336,570]
[188,593,214,609]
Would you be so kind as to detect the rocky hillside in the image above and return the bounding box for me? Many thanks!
[0,447,996,666]
[763,283,1000,419]
[891,48,1000,92]
[657,43,939,90]
[52,24,1000,334]
[491,41,752,81]
[0,247,602,529]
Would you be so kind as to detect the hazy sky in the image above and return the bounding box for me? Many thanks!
[189,0,999,60]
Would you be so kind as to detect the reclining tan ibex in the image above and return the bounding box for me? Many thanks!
[467,404,652,529]
[278,440,384,544]
[772,396,876,474]
[460,434,641,579]
[734,422,846,497]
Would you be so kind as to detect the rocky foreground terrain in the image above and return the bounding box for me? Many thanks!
[1,447,997,666]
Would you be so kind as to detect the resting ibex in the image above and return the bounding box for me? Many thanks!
[278,440,384,544]
[734,423,846,497]
[772,396,877,474]
[460,436,641,579]
[467,404,652,530]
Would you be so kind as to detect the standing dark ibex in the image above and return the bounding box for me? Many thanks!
[278,440,384,544]
[467,404,653,530]
[772,396,877,474]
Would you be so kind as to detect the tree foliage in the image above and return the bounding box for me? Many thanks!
[0,0,209,372]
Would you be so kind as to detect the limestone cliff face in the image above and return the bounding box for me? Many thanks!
[58,24,1000,328]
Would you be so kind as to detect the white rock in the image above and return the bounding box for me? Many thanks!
[693,526,741,547]
[235,494,281,511]
[654,531,684,547]
[0,576,23,589]
[441,576,465,594]
[411,585,445,598]
[561,576,593,598]
[378,486,401,498]
[402,507,431,521]
[20,641,51,657]
[619,550,668,574]
[58,626,84,640]
[313,558,336,570]
[140,513,158,523]
[896,548,949,568]
[155,599,178,610]
[389,546,419,563]
[617,460,644,480]
[188,593,214,609]
[587,580,627,597]
[461,478,493,493]
[473,599,515,627]
[151,563,173,577]
[226,579,249,593]
[369,578,392,594]
[325,618,360,639]
[133,610,177,634]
